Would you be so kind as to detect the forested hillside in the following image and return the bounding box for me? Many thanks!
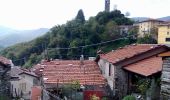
[0,9,137,68]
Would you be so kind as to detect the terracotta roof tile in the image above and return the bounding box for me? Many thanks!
[100,44,164,64]
[31,86,42,100]
[124,56,162,77]
[158,51,170,57]
[41,60,106,85]
[0,56,11,65]
[11,66,38,78]
[32,64,43,76]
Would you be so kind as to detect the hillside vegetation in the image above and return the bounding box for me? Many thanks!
[1,9,138,67]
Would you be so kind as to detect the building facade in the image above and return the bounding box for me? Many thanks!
[137,19,165,37]
[119,25,133,36]
[158,24,170,44]
[10,67,39,100]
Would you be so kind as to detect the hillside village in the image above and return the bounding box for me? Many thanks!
[1,19,170,100]
[1,0,170,100]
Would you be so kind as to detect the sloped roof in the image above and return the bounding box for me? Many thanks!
[10,66,38,78]
[139,19,164,23]
[100,44,164,64]
[158,51,170,57]
[41,60,106,85]
[10,66,23,77]
[32,64,43,77]
[124,56,162,77]
[0,56,11,65]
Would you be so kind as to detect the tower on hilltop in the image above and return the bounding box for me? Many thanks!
[105,0,110,12]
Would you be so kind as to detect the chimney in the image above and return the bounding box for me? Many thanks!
[80,55,84,65]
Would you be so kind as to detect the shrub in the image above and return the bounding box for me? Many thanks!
[123,95,136,100]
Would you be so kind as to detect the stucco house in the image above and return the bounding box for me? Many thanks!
[97,44,169,99]
[10,66,39,100]
[137,19,165,37]
[119,25,133,36]
[158,23,170,44]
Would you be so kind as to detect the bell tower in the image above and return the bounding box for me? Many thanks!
[105,0,110,12]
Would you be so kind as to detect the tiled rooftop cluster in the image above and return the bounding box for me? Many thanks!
[39,60,106,85]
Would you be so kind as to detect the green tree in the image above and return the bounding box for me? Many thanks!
[137,34,157,44]
[0,9,135,67]
[76,9,85,23]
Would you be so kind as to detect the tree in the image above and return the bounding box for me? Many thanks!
[76,9,85,23]
[137,34,157,44]
[0,8,135,67]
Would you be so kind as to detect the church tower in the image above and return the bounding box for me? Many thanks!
[105,0,110,12]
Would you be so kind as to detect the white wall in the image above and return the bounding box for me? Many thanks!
[98,59,115,92]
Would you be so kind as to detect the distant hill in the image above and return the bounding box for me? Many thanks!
[131,17,149,22]
[158,16,170,21]
[0,28,49,47]
[0,26,18,38]
[131,16,170,22]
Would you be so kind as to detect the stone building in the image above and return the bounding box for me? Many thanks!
[158,51,170,99]
[0,56,12,99]
[10,67,39,99]
[98,44,169,99]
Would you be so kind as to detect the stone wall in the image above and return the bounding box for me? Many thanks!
[115,65,128,100]
[0,64,11,98]
[161,57,170,99]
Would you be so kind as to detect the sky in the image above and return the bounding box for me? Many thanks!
[0,0,169,30]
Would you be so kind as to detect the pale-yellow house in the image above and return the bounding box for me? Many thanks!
[158,23,170,44]
[137,19,165,37]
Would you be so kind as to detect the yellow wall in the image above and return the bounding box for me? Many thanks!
[138,21,163,37]
[158,25,170,44]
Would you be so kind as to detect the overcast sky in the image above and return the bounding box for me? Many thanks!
[0,0,169,30]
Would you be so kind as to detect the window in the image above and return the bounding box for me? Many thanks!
[109,63,111,76]
[33,78,38,85]
[166,38,170,42]
[20,83,26,92]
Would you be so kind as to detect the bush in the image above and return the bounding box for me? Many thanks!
[123,95,136,100]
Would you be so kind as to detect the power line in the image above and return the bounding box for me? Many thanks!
[11,35,136,65]
[48,35,136,50]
